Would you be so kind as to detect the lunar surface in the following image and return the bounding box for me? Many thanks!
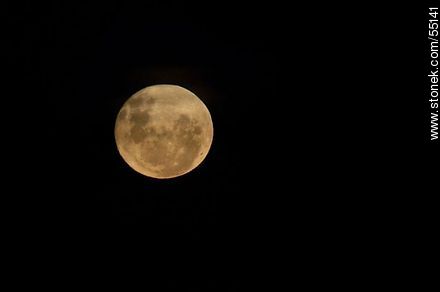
[114,84,213,179]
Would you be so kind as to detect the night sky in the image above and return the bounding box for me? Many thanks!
[7,1,437,289]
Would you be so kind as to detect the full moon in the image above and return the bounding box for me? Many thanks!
[114,84,213,179]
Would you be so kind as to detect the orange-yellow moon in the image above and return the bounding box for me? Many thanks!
[115,84,213,179]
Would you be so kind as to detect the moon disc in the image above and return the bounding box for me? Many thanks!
[115,84,213,179]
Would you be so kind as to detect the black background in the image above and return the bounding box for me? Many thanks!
[6,1,438,289]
